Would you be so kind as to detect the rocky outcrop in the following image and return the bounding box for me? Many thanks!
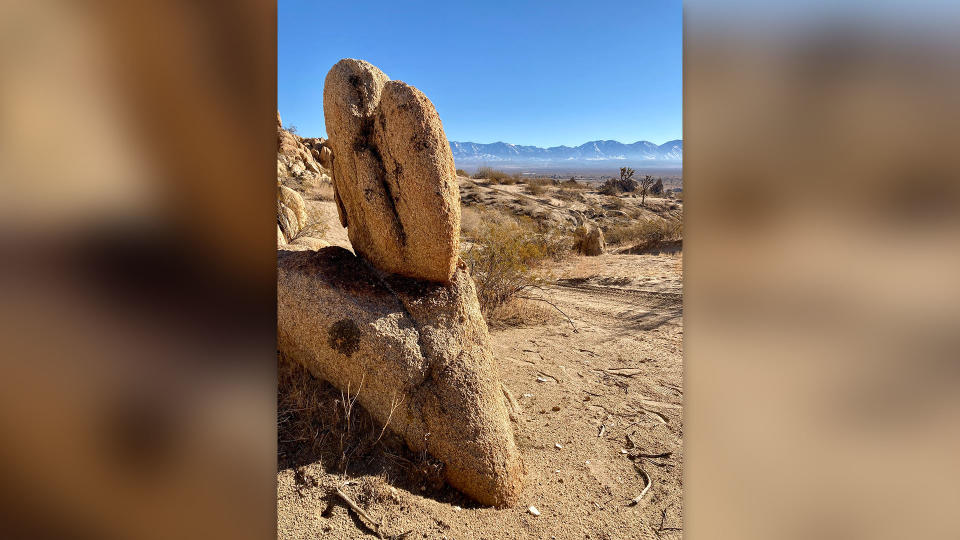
[323,59,460,283]
[277,112,329,180]
[278,247,524,506]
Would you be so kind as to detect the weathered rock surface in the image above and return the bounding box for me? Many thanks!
[323,59,460,283]
[278,247,524,506]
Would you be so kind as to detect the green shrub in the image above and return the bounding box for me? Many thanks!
[461,214,570,316]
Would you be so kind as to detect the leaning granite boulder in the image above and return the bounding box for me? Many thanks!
[323,59,460,283]
[278,247,524,506]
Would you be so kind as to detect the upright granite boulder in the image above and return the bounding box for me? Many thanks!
[323,59,460,283]
[279,59,524,506]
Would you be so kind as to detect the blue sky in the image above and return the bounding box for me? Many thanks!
[278,0,681,147]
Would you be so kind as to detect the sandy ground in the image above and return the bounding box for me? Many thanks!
[279,174,682,538]
[278,244,683,538]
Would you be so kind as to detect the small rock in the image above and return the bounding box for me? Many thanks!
[536,376,550,383]
[528,506,541,516]
[453,506,462,512]
[555,443,563,449]
[551,406,560,411]
[620,449,629,454]
[522,393,533,398]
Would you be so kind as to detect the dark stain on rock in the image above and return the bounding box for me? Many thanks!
[328,319,361,356]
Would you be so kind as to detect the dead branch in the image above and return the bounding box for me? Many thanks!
[603,368,642,377]
[334,483,384,539]
[628,468,652,506]
[517,293,578,333]
[638,452,672,459]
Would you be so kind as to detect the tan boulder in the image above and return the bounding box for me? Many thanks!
[277,185,308,240]
[318,144,333,170]
[575,224,605,256]
[277,247,524,506]
[323,59,460,283]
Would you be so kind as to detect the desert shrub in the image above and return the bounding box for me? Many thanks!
[305,181,335,201]
[525,183,547,196]
[456,168,468,177]
[472,166,512,184]
[462,220,545,315]
[560,178,588,190]
[600,167,638,195]
[555,188,582,202]
[285,206,329,242]
[604,218,682,248]
[461,214,568,316]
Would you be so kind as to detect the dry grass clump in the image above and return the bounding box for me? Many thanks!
[461,211,570,317]
[278,357,446,491]
[604,218,683,249]
[523,177,556,196]
[485,297,558,329]
[278,357,385,473]
[286,207,329,243]
[525,182,547,196]
[455,168,469,177]
[560,178,588,189]
[308,182,336,201]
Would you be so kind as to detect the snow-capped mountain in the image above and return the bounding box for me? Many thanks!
[449,139,682,165]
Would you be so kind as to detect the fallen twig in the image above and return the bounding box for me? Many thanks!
[638,452,672,459]
[628,468,652,506]
[603,368,642,378]
[517,293,578,333]
[335,483,383,538]
[597,424,606,438]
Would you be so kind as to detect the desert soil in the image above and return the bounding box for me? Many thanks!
[278,185,683,539]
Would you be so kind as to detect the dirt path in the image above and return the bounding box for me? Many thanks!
[277,253,683,539]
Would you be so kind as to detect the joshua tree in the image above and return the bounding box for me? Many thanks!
[638,175,656,205]
[618,167,636,192]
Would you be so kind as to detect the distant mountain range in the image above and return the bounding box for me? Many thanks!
[449,139,682,166]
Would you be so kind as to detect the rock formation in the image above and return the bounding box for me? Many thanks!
[278,248,523,506]
[278,59,523,506]
[323,58,460,283]
[575,223,605,256]
[277,112,329,181]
